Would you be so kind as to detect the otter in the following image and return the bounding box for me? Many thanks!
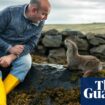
[64,39,103,76]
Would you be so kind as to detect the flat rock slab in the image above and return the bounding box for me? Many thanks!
[17,63,81,91]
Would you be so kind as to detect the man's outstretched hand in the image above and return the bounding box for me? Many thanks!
[0,54,17,68]
[0,45,24,68]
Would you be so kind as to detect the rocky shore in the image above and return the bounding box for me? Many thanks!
[7,29,105,105]
[7,62,105,105]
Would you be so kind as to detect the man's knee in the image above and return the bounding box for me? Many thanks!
[21,55,32,71]
[14,54,32,70]
[10,54,32,81]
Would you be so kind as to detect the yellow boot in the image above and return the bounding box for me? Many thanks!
[0,78,7,105]
[3,74,20,95]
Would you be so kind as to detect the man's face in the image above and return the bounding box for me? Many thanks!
[29,2,51,23]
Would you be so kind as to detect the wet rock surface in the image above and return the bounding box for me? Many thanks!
[17,63,81,91]
[6,62,105,105]
[7,62,105,105]
[6,63,82,105]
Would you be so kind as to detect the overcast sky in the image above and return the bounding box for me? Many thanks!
[0,0,105,24]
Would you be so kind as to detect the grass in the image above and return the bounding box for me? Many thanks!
[43,23,105,34]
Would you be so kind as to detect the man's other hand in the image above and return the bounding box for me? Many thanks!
[0,54,17,68]
[9,45,24,55]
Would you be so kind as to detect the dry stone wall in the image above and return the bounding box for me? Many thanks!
[33,29,105,64]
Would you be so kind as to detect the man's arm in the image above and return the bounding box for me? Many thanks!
[0,7,12,53]
[20,31,42,56]
[19,21,45,57]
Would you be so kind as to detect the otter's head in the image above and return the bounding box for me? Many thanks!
[64,39,78,54]
[64,39,73,48]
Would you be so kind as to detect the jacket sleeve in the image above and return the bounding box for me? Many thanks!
[0,8,12,53]
[19,21,45,57]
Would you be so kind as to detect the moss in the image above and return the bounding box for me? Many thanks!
[31,54,67,65]
[69,70,83,82]
[83,70,105,77]
[8,88,80,105]
[31,54,48,63]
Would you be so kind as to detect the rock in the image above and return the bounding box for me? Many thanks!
[86,33,96,40]
[79,51,90,55]
[45,29,59,35]
[42,34,62,47]
[48,48,66,64]
[20,61,105,90]
[37,45,47,55]
[95,34,105,39]
[61,29,85,38]
[90,45,105,55]
[89,37,105,46]
[7,62,105,105]
[1,63,81,92]
[63,37,88,51]
[16,63,81,91]
[75,38,89,51]
[86,33,105,46]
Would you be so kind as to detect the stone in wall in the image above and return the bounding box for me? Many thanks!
[61,29,85,38]
[60,30,88,51]
[42,34,62,47]
[74,38,89,51]
[79,51,90,55]
[48,48,66,64]
[63,37,88,51]
[33,29,105,63]
[86,33,105,46]
[36,45,47,55]
[86,33,95,40]
[89,37,105,46]
[90,45,105,56]
[44,29,59,35]
[95,34,105,39]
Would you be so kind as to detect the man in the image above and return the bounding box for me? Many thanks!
[0,0,51,104]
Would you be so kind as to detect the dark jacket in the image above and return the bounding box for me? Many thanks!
[0,4,44,57]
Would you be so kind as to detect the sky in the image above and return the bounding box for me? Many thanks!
[0,0,105,24]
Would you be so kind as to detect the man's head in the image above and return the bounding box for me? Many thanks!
[26,0,51,23]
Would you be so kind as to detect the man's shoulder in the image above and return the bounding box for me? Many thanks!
[3,4,27,13]
[9,4,26,9]
[8,4,26,11]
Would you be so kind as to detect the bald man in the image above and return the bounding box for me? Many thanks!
[0,0,51,104]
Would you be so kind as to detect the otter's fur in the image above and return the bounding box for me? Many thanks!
[64,39,102,74]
